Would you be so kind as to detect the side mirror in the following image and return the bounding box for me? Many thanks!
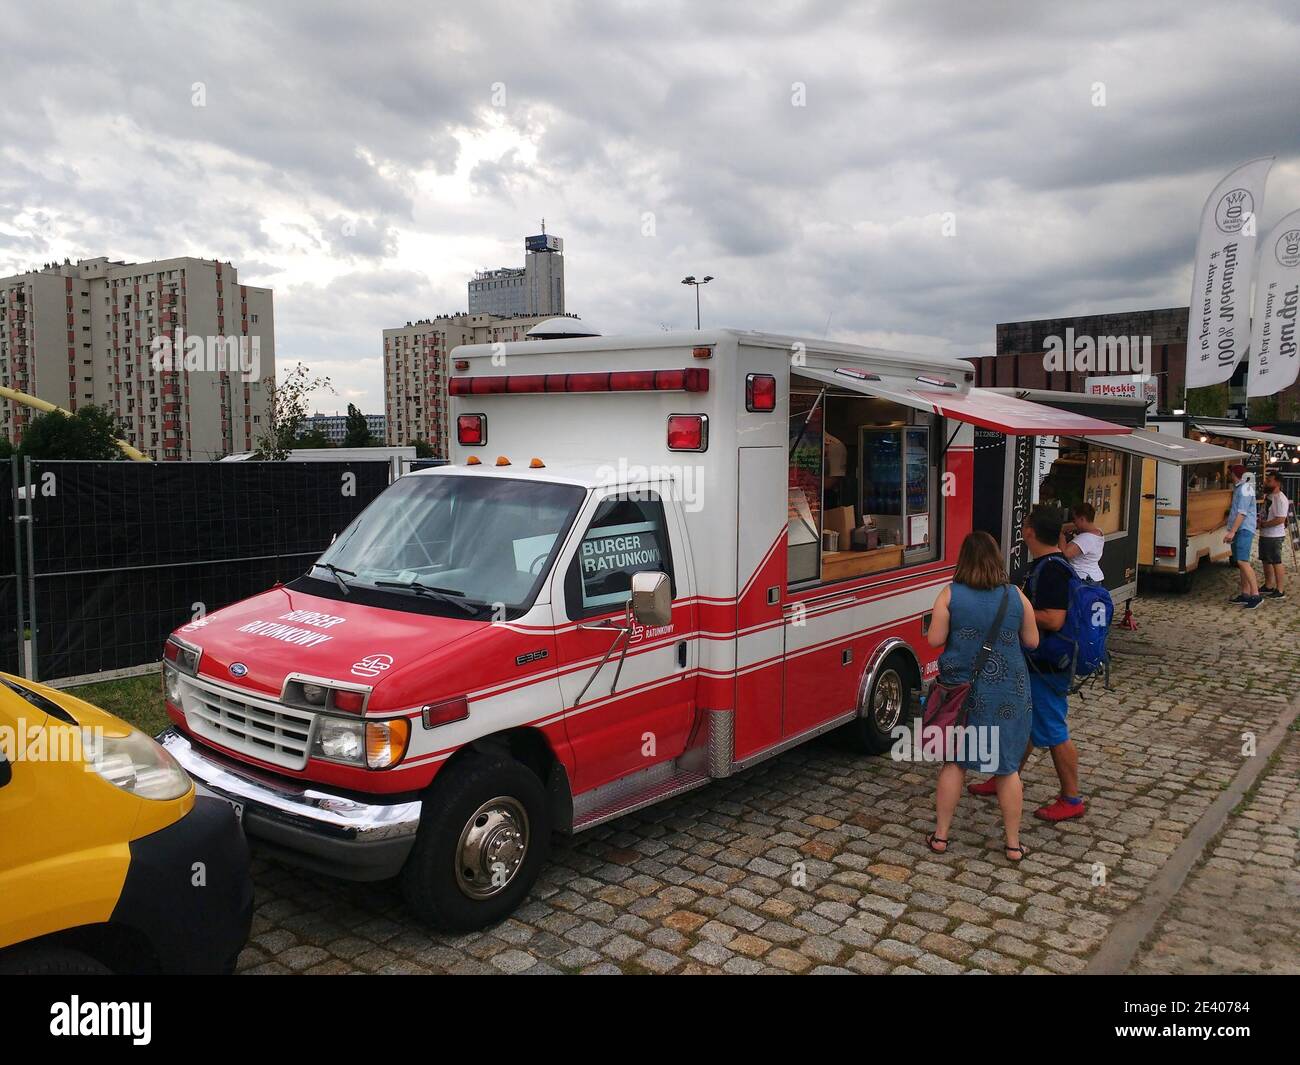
[630,570,672,628]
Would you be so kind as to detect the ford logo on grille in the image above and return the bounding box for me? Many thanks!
[229,662,248,677]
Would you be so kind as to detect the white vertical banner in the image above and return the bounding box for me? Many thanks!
[1247,208,1300,397]
[1185,156,1273,389]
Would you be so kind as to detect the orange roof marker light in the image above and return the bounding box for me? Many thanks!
[466,455,481,465]
[529,458,545,468]
[495,456,511,466]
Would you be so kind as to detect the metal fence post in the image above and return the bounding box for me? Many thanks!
[22,456,36,680]
[11,455,25,678]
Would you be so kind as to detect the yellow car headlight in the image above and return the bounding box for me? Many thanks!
[86,729,192,801]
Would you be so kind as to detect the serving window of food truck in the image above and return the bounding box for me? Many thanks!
[1034,437,1129,535]
[788,377,942,587]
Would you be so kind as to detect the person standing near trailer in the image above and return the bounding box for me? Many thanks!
[1060,501,1105,583]
[969,507,1085,822]
[1224,463,1262,608]
[1259,469,1289,600]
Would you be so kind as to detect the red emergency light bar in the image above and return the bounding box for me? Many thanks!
[449,367,710,397]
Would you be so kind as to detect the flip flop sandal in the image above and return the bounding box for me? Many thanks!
[1005,844,1029,863]
[926,833,949,854]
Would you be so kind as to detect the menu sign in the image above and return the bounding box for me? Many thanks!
[788,400,824,545]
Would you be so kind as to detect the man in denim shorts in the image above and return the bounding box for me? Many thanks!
[1224,464,1261,608]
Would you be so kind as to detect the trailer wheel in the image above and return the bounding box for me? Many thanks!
[400,752,550,931]
[851,653,916,755]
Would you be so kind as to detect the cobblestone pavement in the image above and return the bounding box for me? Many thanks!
[1129,728,1300,974]
[236,562,1300,975]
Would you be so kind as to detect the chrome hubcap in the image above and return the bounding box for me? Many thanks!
[456,796,529,900]
[872,669,904,731]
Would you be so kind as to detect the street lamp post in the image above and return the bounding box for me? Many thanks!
[680,275,714,329]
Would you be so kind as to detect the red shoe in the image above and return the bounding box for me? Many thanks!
[1034,797,1085,822]
[967,777,998,797]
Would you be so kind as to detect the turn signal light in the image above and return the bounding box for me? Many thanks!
[457,413,486,446]
[365,718,410,769]
[746,373,776,412]
[668,414,708,452]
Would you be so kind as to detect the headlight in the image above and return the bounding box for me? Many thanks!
[86,729,191,801]
[313,717,365,764]
[163,663,182,703]
[301,683,328,706]
[311,717,410,769]
[164,636,201,675]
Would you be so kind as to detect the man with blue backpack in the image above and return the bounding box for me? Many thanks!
[969,507,1112,821]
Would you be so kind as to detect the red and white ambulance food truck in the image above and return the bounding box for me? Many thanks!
[160,330,1129,929]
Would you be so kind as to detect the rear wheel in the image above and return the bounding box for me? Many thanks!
[850,653,916,755]
[400,752,550,931]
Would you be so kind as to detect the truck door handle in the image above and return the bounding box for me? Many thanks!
[677,641,687,668]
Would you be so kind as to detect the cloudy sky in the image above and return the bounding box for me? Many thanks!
[3,0,1299,414]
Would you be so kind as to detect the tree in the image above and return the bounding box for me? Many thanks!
[254,363,333,460]
[17,405,124,460]
[1184,383,1229,418]
[408,438,435,459]
[343,404,373,447]
[1247,395,1279,424]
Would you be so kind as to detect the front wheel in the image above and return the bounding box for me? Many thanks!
[400,752,551,931]
[849,654,915,755]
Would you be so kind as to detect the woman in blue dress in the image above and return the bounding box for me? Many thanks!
[925,532,1038,862]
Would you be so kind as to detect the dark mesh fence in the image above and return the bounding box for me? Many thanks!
[25,460,391,681]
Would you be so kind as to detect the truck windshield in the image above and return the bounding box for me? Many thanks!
[308,474,586,618]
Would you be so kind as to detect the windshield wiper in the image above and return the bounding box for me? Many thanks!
[313,562,356,595]
[373,578,482,617]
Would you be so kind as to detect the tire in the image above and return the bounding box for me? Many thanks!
[850,653,916,755]
[400,752,551,931]
[0,944,113,975]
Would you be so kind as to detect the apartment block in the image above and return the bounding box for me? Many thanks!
[383,312,568,454]
[0,256,275,460]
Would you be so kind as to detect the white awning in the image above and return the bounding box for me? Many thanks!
[1064,427,1244,465]
[1192,423,1300,447]
[795,367,1131,436]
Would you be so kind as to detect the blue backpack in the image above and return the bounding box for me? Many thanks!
[1025,554,1113,692]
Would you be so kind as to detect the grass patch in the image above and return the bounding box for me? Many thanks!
[66,672,168,737]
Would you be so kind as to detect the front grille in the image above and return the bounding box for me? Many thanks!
[180,675,316,770]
